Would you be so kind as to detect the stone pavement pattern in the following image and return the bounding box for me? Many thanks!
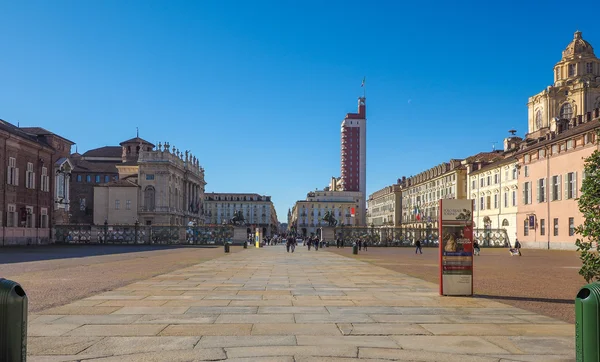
[28,246,575,361]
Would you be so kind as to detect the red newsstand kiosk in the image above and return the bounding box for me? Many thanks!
[438,199,474,296]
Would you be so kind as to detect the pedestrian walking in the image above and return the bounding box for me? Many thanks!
[415,239,422,254]
[358,239,362,251]
[363,240,368,251]
[473,240,481,256]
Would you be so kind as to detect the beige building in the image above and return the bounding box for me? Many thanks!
[515,31,600,250]
[93,139,206,226]
[468,141,520,244]
[289,190,362,237]
[204,193,278,236]
[93,178,140,225]
[367,184,402,226]
[400,152,503,231]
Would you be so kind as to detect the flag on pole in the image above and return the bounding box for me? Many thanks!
[361,77,366,87]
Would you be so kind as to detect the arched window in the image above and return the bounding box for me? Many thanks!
[535,110,543,129]
[502,219,509,227]
[560,103,573,120]
[144,186,155,211]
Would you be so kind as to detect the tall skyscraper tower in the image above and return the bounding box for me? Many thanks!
[340,97,366,225]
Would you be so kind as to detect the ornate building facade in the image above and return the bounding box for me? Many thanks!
[203,193,277,236]
[516,31,600,249]
[289,190,361,237]
[527,31,600,139]
[92,140,206,226]
[367,184,402,226]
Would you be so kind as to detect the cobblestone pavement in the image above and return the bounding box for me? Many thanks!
[329,246,582,323]
[28,246,575,361]
[1,245,240,313]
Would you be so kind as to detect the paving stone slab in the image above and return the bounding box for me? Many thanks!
[368,314,448,323]
[133,314,217,324]
[195,335,296,348]
[296,335,399,348]
[392,335,510,354]
[66,324,167,337]
[215,314,294,324]
[77,348,227,361]
[112,306,189,315]
[338,323,432,336]
[358,347,501,361]
[185,306,258,314]
[258,306,329,314]
[27,336,103,355]
[160,323,253,336]
[82,336,199,355]
[28,324,83,337]
[225,345,358,358]
[49,315,142,325]
[294,313,375,324]
[251,323,342,336]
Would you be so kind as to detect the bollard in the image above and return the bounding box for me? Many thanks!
[575,282,600,361]
[0,278,28,362]
[224,243,230,253]
[353,244,358,255]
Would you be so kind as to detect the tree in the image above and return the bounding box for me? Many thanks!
[575,131,600,283]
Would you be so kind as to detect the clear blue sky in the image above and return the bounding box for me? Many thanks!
[1,1,598,221]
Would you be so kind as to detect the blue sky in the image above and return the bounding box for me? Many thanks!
[1,1,598,221]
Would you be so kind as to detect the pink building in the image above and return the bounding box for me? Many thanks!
[516,110,599,249]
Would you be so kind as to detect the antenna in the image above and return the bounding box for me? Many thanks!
[136,127,139,138]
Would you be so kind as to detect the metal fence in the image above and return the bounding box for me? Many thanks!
[53,224,234,245]
[333,226,510,248]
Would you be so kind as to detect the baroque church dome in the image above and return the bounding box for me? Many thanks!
[562,31,595,58]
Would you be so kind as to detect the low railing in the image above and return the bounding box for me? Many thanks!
[53,224,234,245]
[330,226,510,247]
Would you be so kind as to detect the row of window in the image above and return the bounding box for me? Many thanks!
[5,205,49,228]
[523,217,575,237]
[114,200,132,210]
[472,168,517,189]
[556,62,595,79]
[522,172,578,205]
[76,174,118,183]
[475,191,518,211]
[6,159,51,191]
[523,132,596,166]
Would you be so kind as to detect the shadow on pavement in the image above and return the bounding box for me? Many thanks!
[475,294,574,305]
[0,244,218,264]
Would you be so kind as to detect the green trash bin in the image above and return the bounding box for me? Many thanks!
[243,241,248,249]
[353,244,358,255]
[0,278,28,362]
[224,243,230,253]
[575,282,600,362]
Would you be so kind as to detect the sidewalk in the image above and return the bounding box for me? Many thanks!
[29,246,575,361]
